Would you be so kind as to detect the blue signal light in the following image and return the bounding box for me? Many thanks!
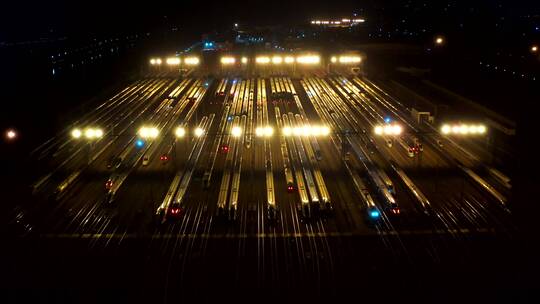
[384,117,391,123]
[136,139,145,148]
[369,210,380,219]
[227,116,233,122]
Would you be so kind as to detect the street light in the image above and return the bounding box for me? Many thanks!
[71,128,82,139]
[435,36,445,45]
[284,56,295,64]
[374,124,402,136]
[531,45,538,53]
[221,56,236,65]
[441,123,487,135]
[241,57,248,64]
[5,129,17,141]
[175,127,186,138]
[256,56,271,64]
[255,126,274,137]
[150,58,162,65]
[84,128,103,139]
[166,57,181,65]
[138,126,159,139]
[282,126,292,136]
[184,57,200,65]
[231,126,242,137]
[338,55,362,64]
[272,56,283,64]
[296,55,320,65]
[194,127,205,137]
[71,127,103,140]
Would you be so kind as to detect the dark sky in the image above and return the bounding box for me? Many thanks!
[2,1,539,42]
[0,0,369,41]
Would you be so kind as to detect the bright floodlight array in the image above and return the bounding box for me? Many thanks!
[295,55,320,65]
[254,55,320,65]
[282,125,330,137]
[166,57,181,65]
[331,55,362,64]
[194,127,205,137]
[220,56,236,65]
[255,126,274,137]
[175,127,186,138]
[374,124,403,136]
[176,126,206,138]
[255,56,271,64]
[231,126,242,137]
[138,126,159,139]
[441,124,487,135]
[151,56,200,66]
[149,58,162,65]
[71,127,103,139]
[183,57,200,65]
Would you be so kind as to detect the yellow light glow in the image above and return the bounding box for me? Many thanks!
[241,57,248,64]
[272,56,283,64]
[435,36,444,45]
[175,127,186,138]
[477,125,487,134]
[231,126,242,137]
[321,126,331,136]
[302,126,310,136]
[441,124,451,134]
[441,123,486,135]
[264,126,274,136]
[282,126,292,136]
[86,129,97,139]
[138,126,159,139]
[256,126,274,137]
[338,56,362,64]
[221,56,236,65]
[166,57,181,65]
[284,56,295,64]
[194,127,204,137]
[71,128,82,139]
[296,55,320,65]
[155,58,162,65]
[150,59,156,65]
[184,57,199,65]
[256,56,270,64]
[374,124,402,136]
[532,45,538,53]
[331,56,337,63]
[255,127,264,137]
[94,129,103,138]
[6,129,17,140]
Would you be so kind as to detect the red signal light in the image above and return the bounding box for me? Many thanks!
[105,180,113,190]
